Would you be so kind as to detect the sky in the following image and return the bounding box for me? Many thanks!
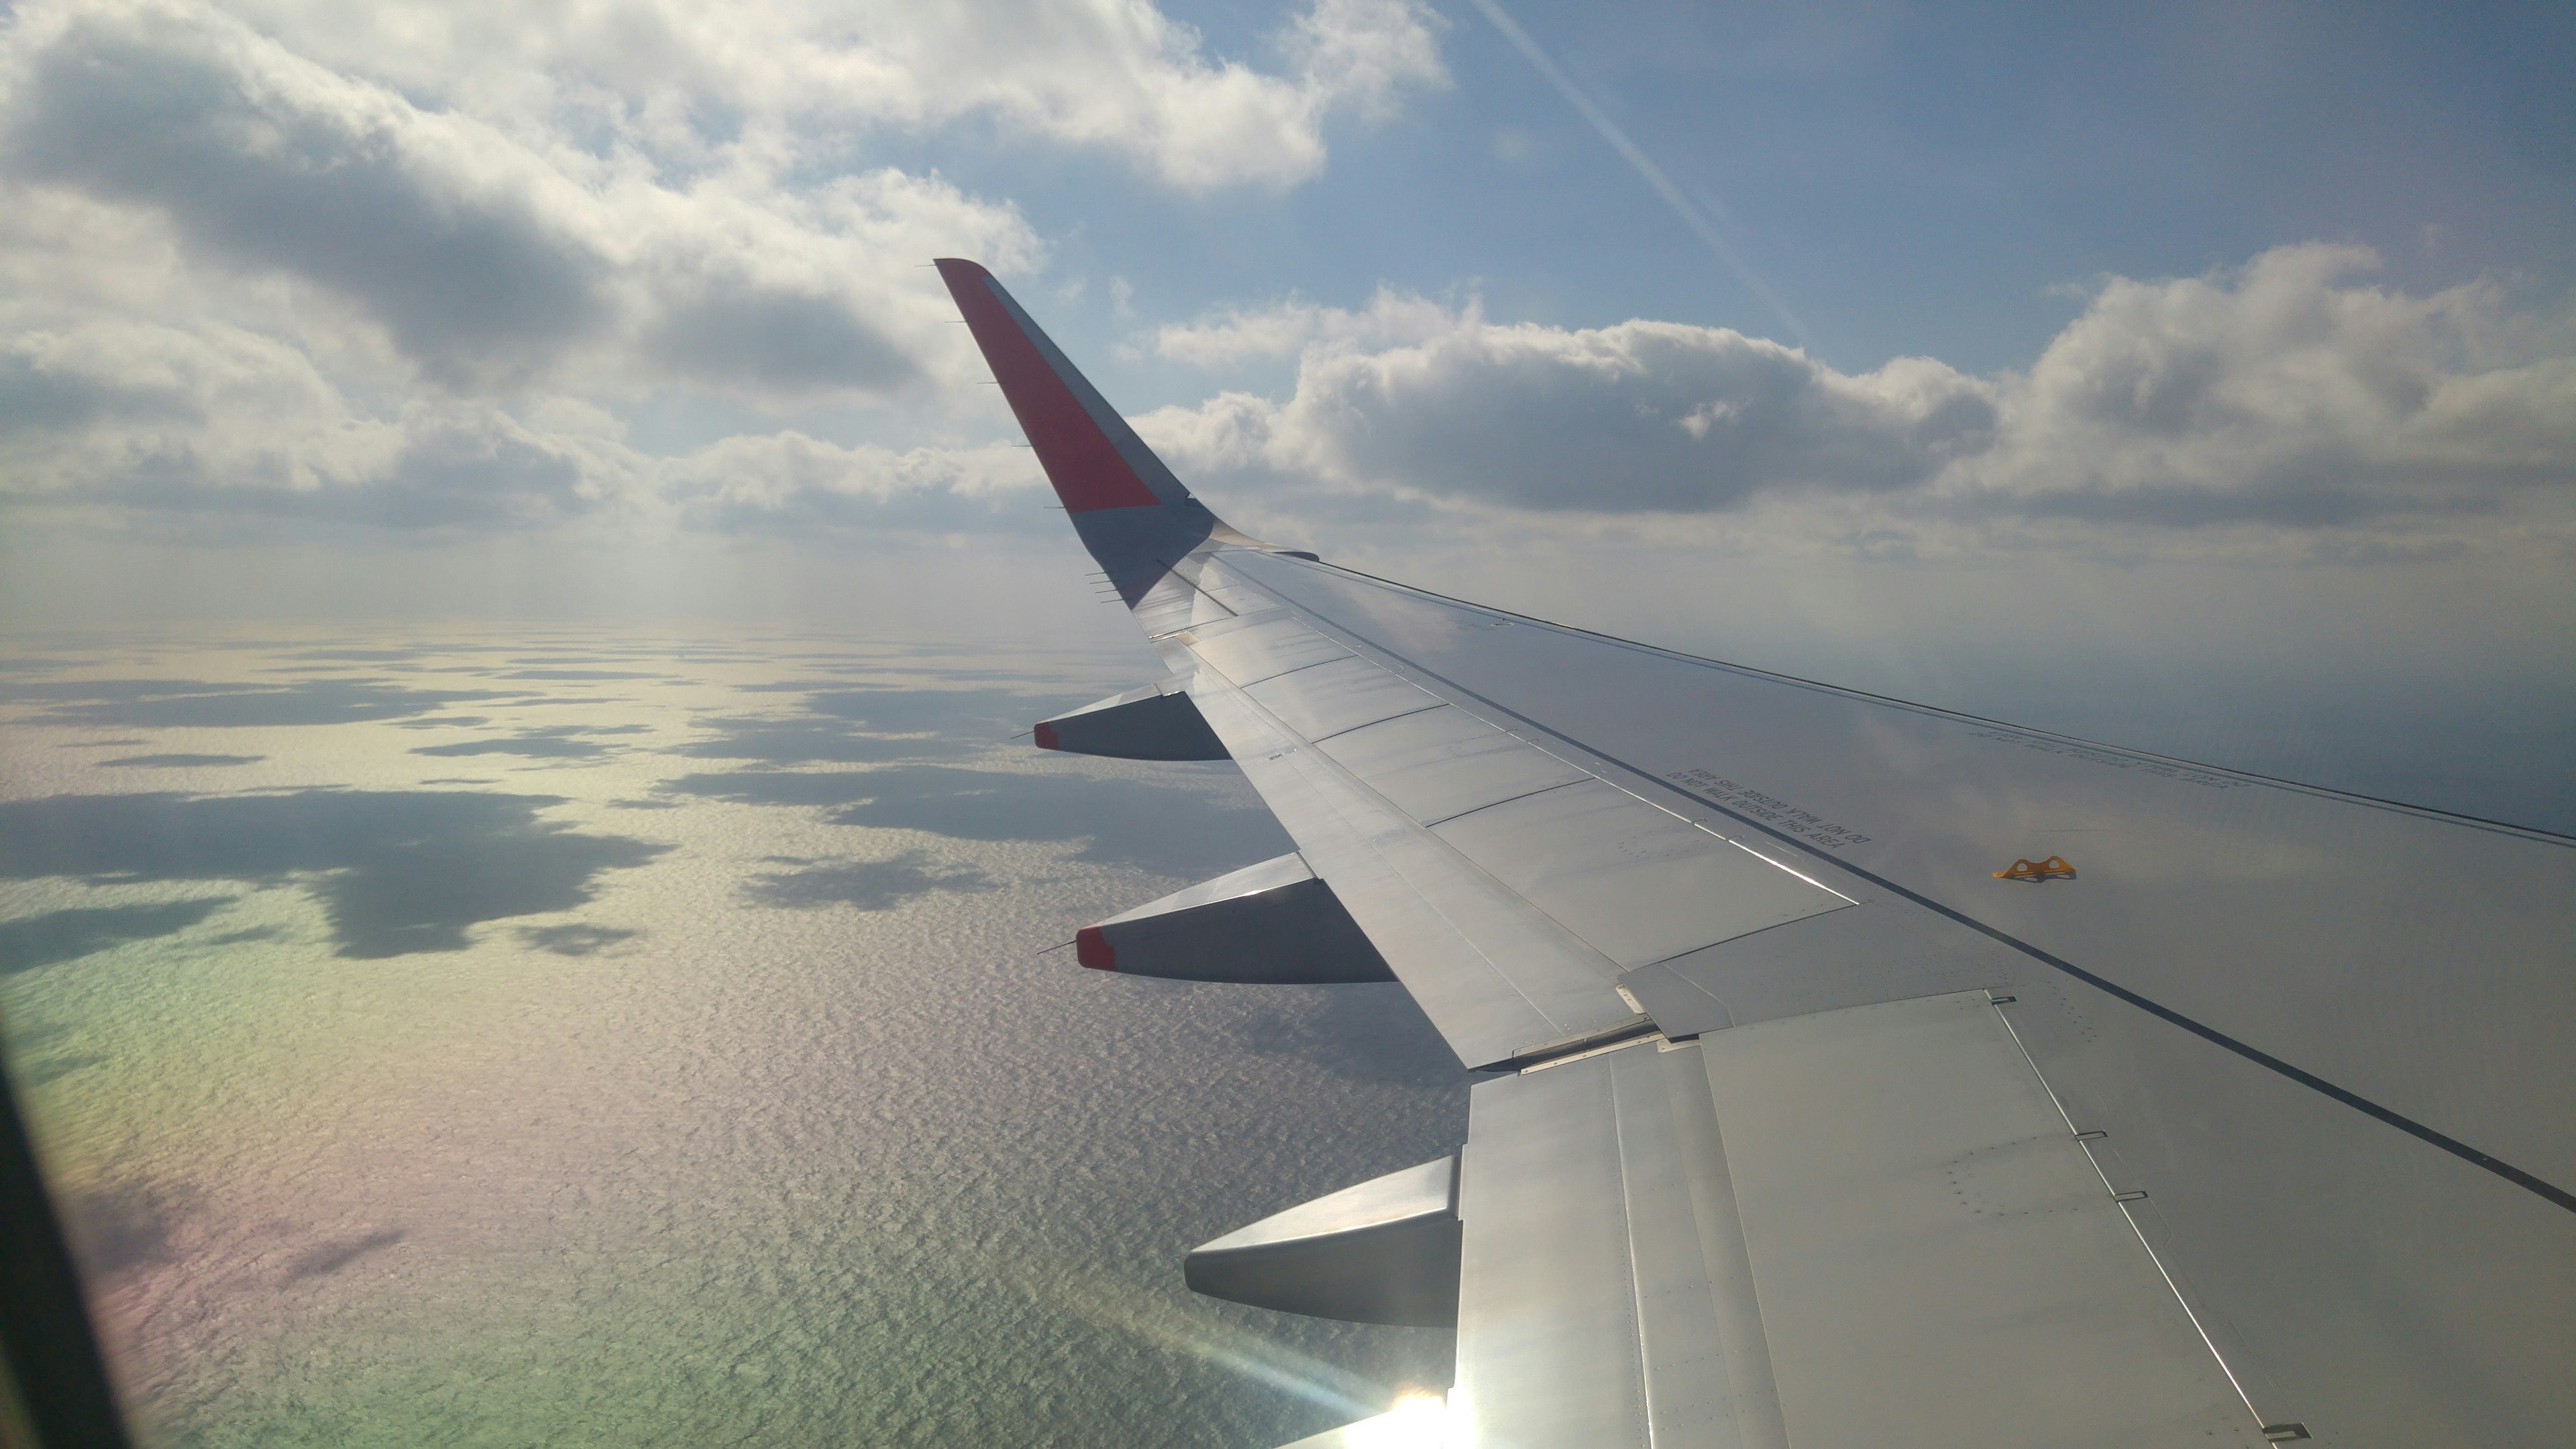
[1,0,2571,704]
[0,1,2569,753]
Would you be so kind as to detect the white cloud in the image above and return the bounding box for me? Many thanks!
[1139,247,2576,557]
[214,0,1448,191]
[0,0,1448,538]
[661,433,1049,536]
[2,0,2562,574]
[0,314,1052,535]
[1146,292,1999,512]
[1155,286,1465,367]
[0,278,1070,535]
[0,2,1043,402]
[1952,244,2576,527]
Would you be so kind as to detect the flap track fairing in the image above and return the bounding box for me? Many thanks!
[1185,1156,1462,1327]
[1033,680,1227,761]
[1073,853,1395,984]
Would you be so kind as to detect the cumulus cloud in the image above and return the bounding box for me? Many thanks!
[0,3,1038,399]
[1154,286,1464,368]
[0,0,1451,537]
[1956,245,2576,527]
[0,335,1050,535]
[217,0,1448,191]
[6,9,611,383]
[1142,246,2576,551]
[0,0,2559,566]
[661,433,1050,536]
[1148,293,2000,512]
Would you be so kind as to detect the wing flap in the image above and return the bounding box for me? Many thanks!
[1699,991,2261,1446]
[1454,1000,2266,1449]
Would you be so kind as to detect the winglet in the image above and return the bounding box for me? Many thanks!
[936,259,1168,514]
[936,258,1254,600]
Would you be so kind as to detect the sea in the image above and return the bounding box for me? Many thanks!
[0,627,1463,1448]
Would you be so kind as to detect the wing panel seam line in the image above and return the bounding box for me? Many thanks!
[1226,651,1353,688]
[1605,1062,1660,1447]
[1184,671,1585,1046]
[1420,778,1589,829]
[1306,702,1448,745]
[1984,996,2267,1431]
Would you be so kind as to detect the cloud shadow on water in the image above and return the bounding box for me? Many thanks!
[284,1229,406,1282]
[15,678,512,728]
[1212,983,1469,1090]
[494,669,671,681]
[665,764,1289,877]
[411,734,611,760]
[517,922,639,955]
[97,754,265,768]
[0,791,666,958]
[19,1053,109,1087]
[743,853,997,910]
[60,1180,187,1279]
[0,898,234,975]
[669,716,971,765]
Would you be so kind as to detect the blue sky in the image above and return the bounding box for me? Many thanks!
[955,0,2576,391]
[0,0,2570,785]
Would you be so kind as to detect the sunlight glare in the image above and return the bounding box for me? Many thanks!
[1348,1390,1450,1448]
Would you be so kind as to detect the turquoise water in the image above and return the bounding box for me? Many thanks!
[0,628,1464,1448]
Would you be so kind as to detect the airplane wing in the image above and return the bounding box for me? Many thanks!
[936,258,2576,1448]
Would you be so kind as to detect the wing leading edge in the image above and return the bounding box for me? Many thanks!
[936,259,2576,1448]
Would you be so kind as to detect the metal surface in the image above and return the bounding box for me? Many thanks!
[1453,1038,1776,1449]
[1182,665,1639,1069]
[1699,992,2259,1447]
[1081,853,1393,983]
[1185,1157,1461,1327]
[1132,570,1238,637]
[1430,780,1846,970]
[1619,900,2014,1036]
[1312,706,1591,826]
[1242,655,1442,742]
[1034,680,1227,761]
[1185,612,1350,685]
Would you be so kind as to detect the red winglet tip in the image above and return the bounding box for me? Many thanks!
[1032,720,1060,751]
[1074,926,1114,971]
